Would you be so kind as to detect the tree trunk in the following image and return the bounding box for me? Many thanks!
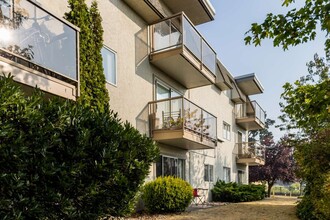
[267,182,274,197]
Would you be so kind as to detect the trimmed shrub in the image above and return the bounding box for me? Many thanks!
[142,176,193,213]
[0,76,159,219]
[212,180,266,203]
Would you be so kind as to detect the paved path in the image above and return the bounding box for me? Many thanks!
[166,196,299,220]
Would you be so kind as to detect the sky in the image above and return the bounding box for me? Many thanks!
[196,0,327,140]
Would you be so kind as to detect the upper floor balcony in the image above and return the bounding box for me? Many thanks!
[235,101,266,131]
[123,0,215,25]
[0,0,79,100]
[235,142,265,166]
[149,97,217,150]
[149,13,216,89]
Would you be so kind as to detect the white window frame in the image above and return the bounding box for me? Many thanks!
[223,122,231,140]
[101,45,117,86]
[204,164,214,182]
[155,79,181,101]
[223,167,231,183]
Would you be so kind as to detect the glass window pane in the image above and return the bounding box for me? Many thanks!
[171,158,177,176]
[156,83,170,100]
[163,157,171,176]
[178,159,185,180]
[101,46,116,85]
[171,89,180,98]
[204,165,208,181]
[156,156,162,177]
[210,165,214,182]
[224,167,231,183]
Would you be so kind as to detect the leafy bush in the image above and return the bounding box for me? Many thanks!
[212,180,266,203]
[142,176,193,213]
[0,76,159,219]
[295,128,330,220]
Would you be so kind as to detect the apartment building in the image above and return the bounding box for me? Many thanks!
[0,0,266,201]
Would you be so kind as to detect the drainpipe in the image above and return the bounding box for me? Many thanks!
[189,151,192,184]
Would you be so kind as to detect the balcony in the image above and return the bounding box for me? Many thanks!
[0,0,79,100]
[123,0,215,25]
[235,101,266,130]
[149,97,217,150]
[236,142,265,166]
[149,13,216,89]
[162,0,215,25]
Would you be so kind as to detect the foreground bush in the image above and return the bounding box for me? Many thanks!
[295,128,330,220]
[142,176,193,213]
[0,76,159,219]
[212,180,266,202]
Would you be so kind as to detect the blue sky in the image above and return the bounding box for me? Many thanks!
[196,0,327,140]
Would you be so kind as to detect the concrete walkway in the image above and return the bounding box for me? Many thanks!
[166,196,299,220]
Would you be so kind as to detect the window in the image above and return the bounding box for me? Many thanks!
[223,122,231,140]
[101,46,117,85]
[156,155,185,179]
[238,170,245,184]
[223,167,231,183]
[155,80,180,100]
[204,164,214,182]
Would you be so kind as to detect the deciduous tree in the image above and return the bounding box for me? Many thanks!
[249,139,296,197]
[244,0,330,58]
[279,54,329,136]
[278,55,329,219]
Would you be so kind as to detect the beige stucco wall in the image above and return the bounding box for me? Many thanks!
[188,84,249,188]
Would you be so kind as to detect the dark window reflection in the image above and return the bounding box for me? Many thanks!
[0,0,77,80]
[157,155,185,179]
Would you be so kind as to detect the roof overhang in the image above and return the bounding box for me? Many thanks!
[235,73,264,95]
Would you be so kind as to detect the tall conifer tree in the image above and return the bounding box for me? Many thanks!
[65,0,109,112]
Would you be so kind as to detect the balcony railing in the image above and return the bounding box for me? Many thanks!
[235,101,266,130]
[236,142,265,165]
[151,13,216,74]
[149,13,216,88]
[0,0,78,86]
[149,97,217,149]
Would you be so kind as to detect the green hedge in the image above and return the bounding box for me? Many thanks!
[0,76,159,219]
[142,176,193,213]
[212,180,266,203]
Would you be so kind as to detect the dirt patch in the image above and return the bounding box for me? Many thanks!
[124,196,299,220]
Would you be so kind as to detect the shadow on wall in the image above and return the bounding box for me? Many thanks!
[135,26,154,85]
[136,104,150,136]
[189,151,206,188]
[108,0,153,85]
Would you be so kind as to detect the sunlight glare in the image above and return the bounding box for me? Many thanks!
[0,27,11,42]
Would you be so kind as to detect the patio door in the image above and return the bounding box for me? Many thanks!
[155,81,181,129]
